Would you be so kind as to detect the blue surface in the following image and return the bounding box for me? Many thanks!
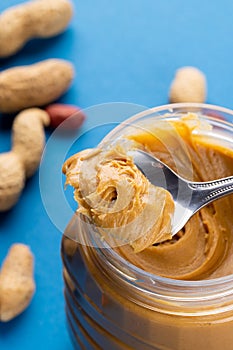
[1,0,233,349]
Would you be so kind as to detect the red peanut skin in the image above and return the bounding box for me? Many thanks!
[45,104,86,129]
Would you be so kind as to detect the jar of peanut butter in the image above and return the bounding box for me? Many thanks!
[62,103,233,350]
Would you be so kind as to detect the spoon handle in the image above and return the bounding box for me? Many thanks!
[188,175,233,212]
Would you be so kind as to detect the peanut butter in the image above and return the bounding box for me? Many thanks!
[63,145,174,252]
[118,114,233,280]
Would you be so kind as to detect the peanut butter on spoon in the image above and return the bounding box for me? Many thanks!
[63,145,175,252]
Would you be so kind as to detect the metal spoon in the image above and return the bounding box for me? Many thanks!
[129,149,233,236]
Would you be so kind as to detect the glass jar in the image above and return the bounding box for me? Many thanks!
[61,103,233,350]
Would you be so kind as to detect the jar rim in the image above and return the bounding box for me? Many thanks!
[100,102,233,145]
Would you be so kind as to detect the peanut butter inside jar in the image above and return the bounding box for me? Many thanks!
[62,107,233,350]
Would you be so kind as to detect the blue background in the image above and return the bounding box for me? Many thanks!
[0,0,233,349]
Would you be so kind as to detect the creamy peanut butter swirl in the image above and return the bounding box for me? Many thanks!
[63,145,174,252]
